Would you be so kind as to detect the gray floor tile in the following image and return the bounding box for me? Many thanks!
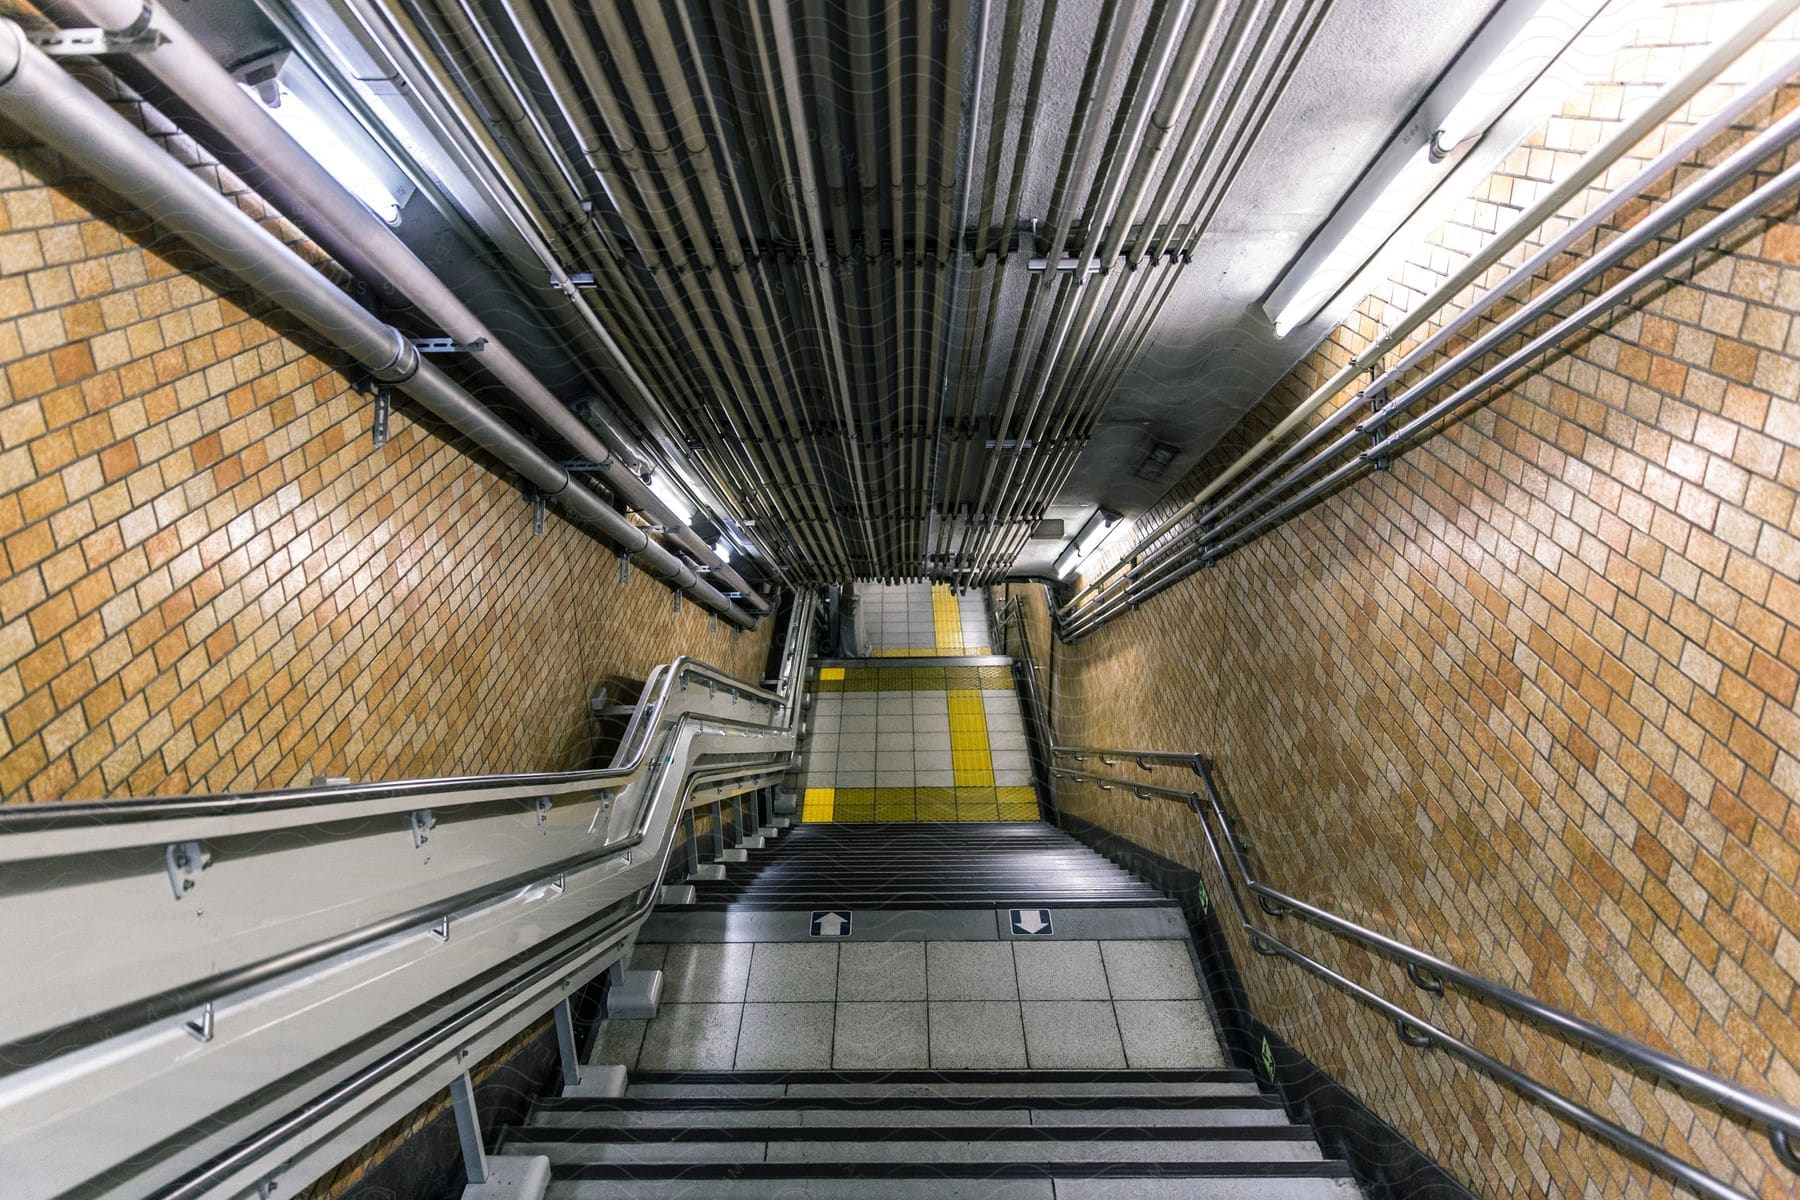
[638,1003,741,1070]
[834,1002,930,1068]
[662,941,753,1004]
[918,769,954,787]
[1100,940,1203,999]
[1021,1001,1126,1068]
[839,940,927,1001]
[928,941,1017,999]
[1013,940,1110,1000]
[929,1001,1027,1068]
[1114,1000,1223,1068]
[588,1017,646,1068]
[736,1002,836,1069]
[747,941,839,1001]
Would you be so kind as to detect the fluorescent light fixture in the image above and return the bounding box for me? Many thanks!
[259,83,405,224]
[1271,143,1444,338]
[1270,0,1595,339]
[1432,0,1586,159]
[1055,509,1121,580]
[647,473,694,525]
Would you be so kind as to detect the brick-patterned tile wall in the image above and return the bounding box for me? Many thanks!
[0,87,771,804]
[1048,12,1800,1200]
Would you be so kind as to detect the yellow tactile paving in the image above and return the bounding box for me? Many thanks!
[947,688,994,787]
[931,583,964,654]
[795,786,1038,823]
[802,787,836,821]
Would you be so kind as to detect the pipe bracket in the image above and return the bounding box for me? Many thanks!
[26,24,166,57]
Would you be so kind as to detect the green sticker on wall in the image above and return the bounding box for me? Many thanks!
[1260,1035,1276,1082]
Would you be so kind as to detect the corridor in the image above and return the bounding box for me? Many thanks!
[0,0,1798,1197]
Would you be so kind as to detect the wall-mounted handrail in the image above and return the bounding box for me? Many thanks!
[151,753,785,1200]
[0,591,818,1200]
[1041,750,1800,1198]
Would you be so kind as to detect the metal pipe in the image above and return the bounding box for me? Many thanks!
[972,0,1300,581]
[0,20,753,628]
[41,0,770,614]
[1061,0,1800,618]
[1195,91,1800,547]
[1067,146,1800,631]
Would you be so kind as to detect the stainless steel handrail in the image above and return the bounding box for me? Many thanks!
[153,754,785,1200]
[1043,753,1800,1197]
[0,591,817,1198]
[996,599,1800,1194]
[0,657,788,837]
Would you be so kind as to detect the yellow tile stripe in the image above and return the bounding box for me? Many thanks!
[802,787,835,821]
[797,785,1038,823]
[931,583,963,654]
[947,688,994,787]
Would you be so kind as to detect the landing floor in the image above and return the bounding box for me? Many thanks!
[596,939,1223,1074]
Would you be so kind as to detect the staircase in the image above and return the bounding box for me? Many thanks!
[687,820,1173,910]
[493,821,1361,1198]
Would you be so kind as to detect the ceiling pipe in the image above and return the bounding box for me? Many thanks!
[949,0,1141,585]
[988,0,1321,579]
[35,0,771,616]
[1065,96,1800,637]
[1061,0,1800,620]
[0,19,754,629]
[487,0,839,579]
[955,0,1214,583]
[372,0,831,581]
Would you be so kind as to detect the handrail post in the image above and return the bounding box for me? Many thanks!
[448,1071,487,1185]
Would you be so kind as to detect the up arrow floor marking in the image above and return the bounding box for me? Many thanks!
[810,910,851,937]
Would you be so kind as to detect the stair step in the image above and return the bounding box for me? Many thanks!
[547,1180,1359,1200]
[514,1131,1326,1165]
[624,1079,1265,1100]
[528,1104,1290,1129]
[544,1163,1357,1199]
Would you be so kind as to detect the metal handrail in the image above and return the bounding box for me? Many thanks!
[154,753,784,1200]
[934,599,1800,1192]
[1043,754,1800,1198]
[0,656,789,842]
[0,591,818,1199]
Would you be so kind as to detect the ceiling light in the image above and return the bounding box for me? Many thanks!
[647,473,694,525]
[1055,509,1121,580]
[259,83,406,225]
[1432,0,1587,160]
[1271,144,1445,338]
[714,540,732,563]
[1270,0,1597,339]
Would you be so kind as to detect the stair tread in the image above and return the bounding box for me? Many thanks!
[528,1105,1290,1129]
[547,1179,1359,1200]
[520,1137,1328,1164]
[545,1161,1352,1179]
[512,1123,1316,1142]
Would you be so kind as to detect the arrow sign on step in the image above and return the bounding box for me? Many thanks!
[810,910,851,937]
[1010,908,1052,936]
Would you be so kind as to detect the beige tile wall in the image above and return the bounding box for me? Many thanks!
[1046,14,1800,1200]
[0,74,772,802]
